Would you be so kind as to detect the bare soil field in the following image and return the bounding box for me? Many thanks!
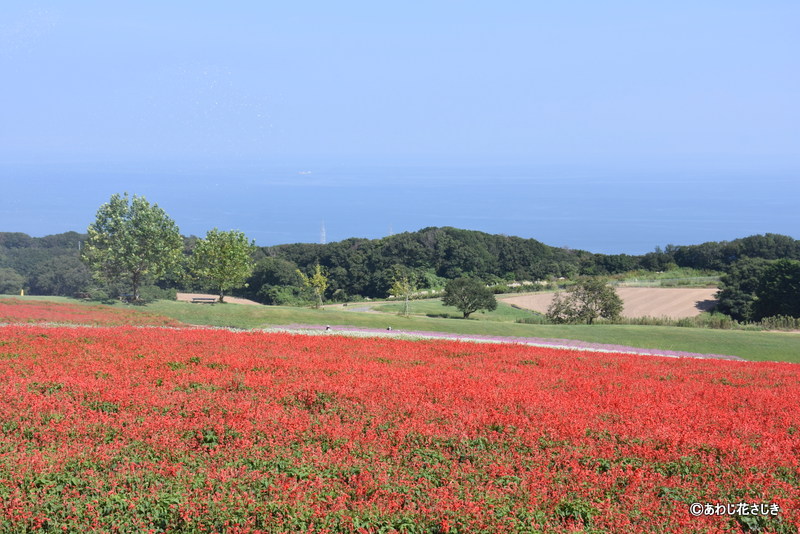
[501,287,718,319]
[176,293,262,306]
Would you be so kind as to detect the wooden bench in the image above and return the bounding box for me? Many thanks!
[191,297,217,304]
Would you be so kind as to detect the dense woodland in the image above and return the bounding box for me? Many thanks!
[2,228,800,321]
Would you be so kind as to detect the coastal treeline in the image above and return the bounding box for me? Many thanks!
[2,226,800,313]
[240,229,795,303]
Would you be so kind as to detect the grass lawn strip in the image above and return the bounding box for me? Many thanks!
[263,324,747,360]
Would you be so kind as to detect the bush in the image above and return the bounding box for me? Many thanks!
[0,267,26,295]
[85,286,114,304]
[137,285,177,302]
[547,278,623,324]
[442,278,497,319]
[759,315,800,330]
[515,313,550,325]
[521,309,799,331]
[258,285,307,306]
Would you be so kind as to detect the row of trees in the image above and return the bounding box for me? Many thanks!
[252,228,591,301]
[2,195,799,323]
[0,232,91,296]
[248,230,800,302]
[81,193,256,302]
[68,193,623,321]
[5,223,800,305]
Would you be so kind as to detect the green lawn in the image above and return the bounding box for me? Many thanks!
[4,295,798,363]
[138,299,799,363]
[374,298,538,322]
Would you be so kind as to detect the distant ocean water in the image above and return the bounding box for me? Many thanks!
[2,162,798,254]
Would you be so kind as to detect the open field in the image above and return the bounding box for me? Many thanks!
[0,324,797,532]
[502,288,719,319]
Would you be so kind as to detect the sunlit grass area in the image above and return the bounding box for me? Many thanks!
[140,299,799,363]
[373,298,537,321]
[3,295,797,363]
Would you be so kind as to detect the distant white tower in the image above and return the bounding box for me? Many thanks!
[320,221,327,244]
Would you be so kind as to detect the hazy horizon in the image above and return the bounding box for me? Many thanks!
[2,3,797,254]
[3,160,798,255]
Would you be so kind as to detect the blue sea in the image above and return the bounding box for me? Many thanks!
[2,161,797,254]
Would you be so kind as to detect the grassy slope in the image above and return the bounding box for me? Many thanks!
[373,299,536,322]
[141,299,799,363]
[5,295,797,363]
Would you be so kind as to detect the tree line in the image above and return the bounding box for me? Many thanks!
[1,193,799,320]
[0,194,255,303]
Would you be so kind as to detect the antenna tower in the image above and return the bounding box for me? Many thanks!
[320,221,327,244]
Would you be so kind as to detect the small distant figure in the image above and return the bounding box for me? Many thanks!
[325,325,331,331]
[386,326,392,331]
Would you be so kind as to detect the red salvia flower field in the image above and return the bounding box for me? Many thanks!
[0,321,797,533]
[0,298,183,327]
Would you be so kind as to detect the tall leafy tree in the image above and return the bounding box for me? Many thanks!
[715,258,770,321]
[29,256,92,296]
[442,277,497,318]
[0,267,25,295]
[191,229,256,302]
[244,257,304,305]
[547,278,623,324]
[297,263,329,309]
[389,267,417,317]
[81,193,182,301]
[752,259,800,320]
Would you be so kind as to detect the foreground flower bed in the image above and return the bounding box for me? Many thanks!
[0,325,797,533]
[0,298,183,327]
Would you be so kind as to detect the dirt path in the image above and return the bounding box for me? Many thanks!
[322,303,383,313]
[502,287,718,319]
[176,293,262,306]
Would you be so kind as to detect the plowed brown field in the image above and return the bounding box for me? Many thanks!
[502,287,718,319]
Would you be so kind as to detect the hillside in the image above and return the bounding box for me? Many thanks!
[3,228,800,305]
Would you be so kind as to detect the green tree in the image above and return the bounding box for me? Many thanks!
[297,263,328,309]
[442,277,497,318]
[29,256,92,296]
[81,193,182,301]
[0,267,25,295]
[751,259,800,320]
[389,268,416,316]
[715,258,770,321]
[245,257,305,305]
[547,278,623,324]
[191,228,256,303]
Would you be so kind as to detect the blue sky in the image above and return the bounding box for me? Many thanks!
[1,2,798,252]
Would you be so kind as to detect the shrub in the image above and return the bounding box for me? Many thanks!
[442,278,497,319]
[547,278,623,324]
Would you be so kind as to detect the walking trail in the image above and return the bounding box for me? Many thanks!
[262,323,746,361]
